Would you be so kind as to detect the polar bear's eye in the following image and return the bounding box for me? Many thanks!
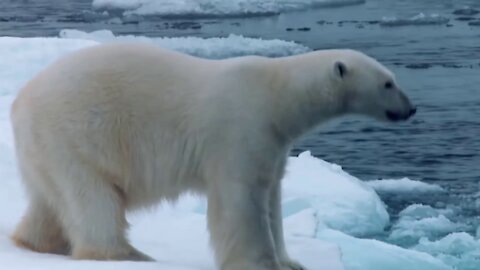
[384,81,394,89]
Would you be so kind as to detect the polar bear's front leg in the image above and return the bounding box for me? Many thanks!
[269,181,306,270]
[207,178,283,270]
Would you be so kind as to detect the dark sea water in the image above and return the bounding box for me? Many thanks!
[1,0,479,249]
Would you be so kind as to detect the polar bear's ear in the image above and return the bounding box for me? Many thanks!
[333,61,347,79]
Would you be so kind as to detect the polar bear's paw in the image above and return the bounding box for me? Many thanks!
[72,245,154,261]
[224,258,304,270]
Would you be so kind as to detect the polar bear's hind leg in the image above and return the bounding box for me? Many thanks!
[66,177,151,261]
[47,156,152,261]
[12,198,70,255]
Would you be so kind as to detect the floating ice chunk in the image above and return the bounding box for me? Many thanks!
[452,6,479,16]
[389,215,463,246]
[398,204,454,219]
[388,204,464,246]
[59,29,310,59]
[106,17,123,24]
[414,233,480,270]
[366,178,444,194]
[92,0,366,17]
[380,13,449,27]
[60,28,116,40]
[415,233,479,256]
[283,151,389,236]
[93,0,146,10]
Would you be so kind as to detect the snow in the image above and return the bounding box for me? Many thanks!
[0,203,342,270]
[0,34,455,270]
[59,29,310,58]
[366,178,444,194]
[91,0,366,17]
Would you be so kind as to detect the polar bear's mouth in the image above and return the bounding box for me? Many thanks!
[385,108,416,122]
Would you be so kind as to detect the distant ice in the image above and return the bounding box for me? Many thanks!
[452,7,479,16]
[366,178,444,194]
[380,13,449,27]
[92,0,366,17]
[60,29,310,58]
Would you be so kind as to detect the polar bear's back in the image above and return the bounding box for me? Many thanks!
[17,43,213,105]
[12,43,220,133]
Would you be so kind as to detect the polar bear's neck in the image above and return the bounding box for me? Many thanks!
[267,54,347,143]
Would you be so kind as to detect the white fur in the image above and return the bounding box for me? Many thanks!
[10,43,413,269]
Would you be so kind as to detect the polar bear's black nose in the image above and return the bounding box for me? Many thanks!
[386,106,416,122]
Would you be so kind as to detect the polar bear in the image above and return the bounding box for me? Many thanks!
[10,43,415,270]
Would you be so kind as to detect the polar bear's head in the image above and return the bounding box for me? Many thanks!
[330,50,416,122]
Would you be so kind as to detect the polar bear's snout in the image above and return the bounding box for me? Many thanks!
[385,90,417,122]
[385,106,416,122]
